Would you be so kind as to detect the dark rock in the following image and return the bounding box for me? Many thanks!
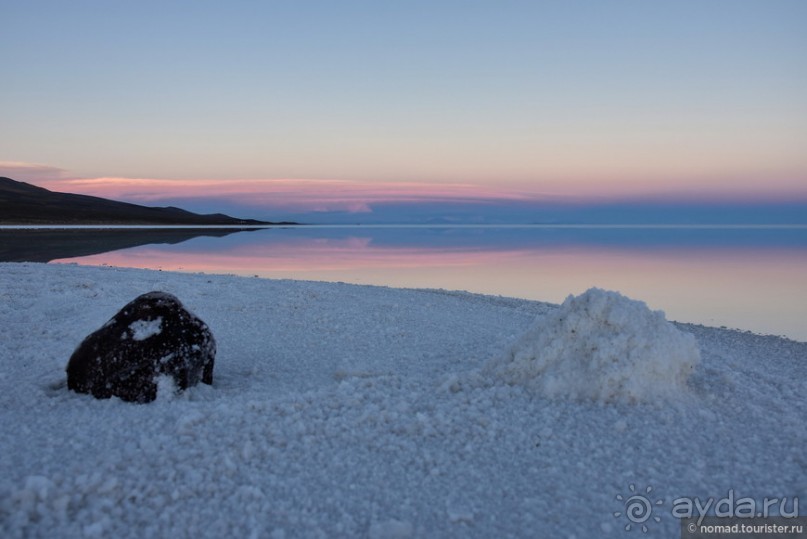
[66,291,215,403]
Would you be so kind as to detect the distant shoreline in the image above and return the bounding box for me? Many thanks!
[0,223,300,230]
[1,223,804,230]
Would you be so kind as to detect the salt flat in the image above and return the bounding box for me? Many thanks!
[0,262,804,538]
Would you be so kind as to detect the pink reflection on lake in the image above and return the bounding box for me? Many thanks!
[54,233,807,341]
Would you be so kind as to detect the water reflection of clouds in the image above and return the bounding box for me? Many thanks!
[52,226,807,341]
[136,225,807,253]
[61,235,521,272]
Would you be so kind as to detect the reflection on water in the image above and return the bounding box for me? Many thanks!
[0,227,256,263]
[9,225,807,341]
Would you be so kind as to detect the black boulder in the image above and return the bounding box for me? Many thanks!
[66,291,215,403]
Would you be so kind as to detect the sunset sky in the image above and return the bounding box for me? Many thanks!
[2,1,806,223]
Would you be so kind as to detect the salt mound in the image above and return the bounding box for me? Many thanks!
[490,288,700,403]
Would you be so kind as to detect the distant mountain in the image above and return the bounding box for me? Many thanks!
[0,176,289,225]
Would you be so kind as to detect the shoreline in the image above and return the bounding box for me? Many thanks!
[0,224,299,230]
[46,261,807,344]
[2,223,806,230]
[4,259,805,344]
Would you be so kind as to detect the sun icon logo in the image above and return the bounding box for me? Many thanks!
[613,484,664,533]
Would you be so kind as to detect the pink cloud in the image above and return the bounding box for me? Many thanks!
[38,177,541,213]
[9,161,807,211]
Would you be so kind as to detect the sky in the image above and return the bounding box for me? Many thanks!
[1,0,806,223]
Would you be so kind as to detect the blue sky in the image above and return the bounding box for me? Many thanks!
[1,1,806,223]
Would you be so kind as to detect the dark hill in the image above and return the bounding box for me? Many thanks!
[0,177,284,225]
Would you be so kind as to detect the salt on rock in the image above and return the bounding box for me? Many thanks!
[489,288,700,403]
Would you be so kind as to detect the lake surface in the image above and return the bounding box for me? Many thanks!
[4,225,806,341]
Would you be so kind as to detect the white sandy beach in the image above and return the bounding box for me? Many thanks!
[0,262,804,538]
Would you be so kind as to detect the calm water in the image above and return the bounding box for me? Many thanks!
[6,225,806,341]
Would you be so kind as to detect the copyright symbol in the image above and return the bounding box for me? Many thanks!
[688,522,697,533]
